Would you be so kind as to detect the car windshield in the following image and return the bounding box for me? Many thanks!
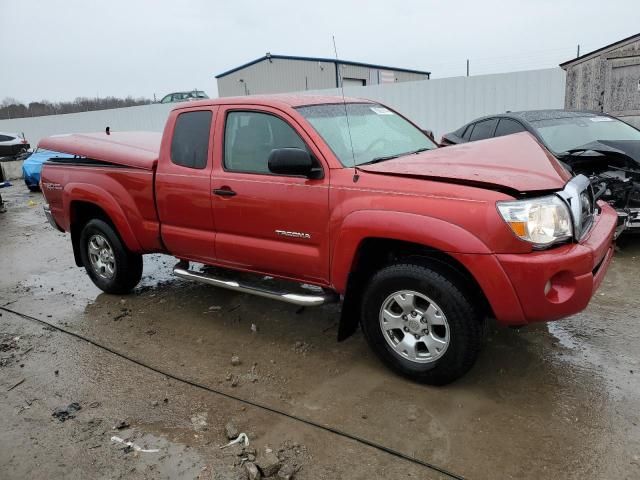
[297,103,436,166]
[532,116,640,154]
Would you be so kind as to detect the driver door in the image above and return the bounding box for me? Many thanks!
[211,106,331,284]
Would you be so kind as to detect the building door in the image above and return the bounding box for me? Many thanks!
[603,55,640,117]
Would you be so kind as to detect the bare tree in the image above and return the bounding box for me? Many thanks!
[0,96,152,119]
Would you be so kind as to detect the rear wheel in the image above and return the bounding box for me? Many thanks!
[79,219,142,294]
[361,262,483,385]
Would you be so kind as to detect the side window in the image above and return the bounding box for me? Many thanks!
[224,111,307,174]
[0,135,11,142]
[494,118,526,137]
[170,110,212,169]
[469,119,498,141]
[461,124,474,141]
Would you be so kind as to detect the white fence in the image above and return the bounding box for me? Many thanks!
[307,68,566,138]
[0,103,174,149]
[0,68,566,147]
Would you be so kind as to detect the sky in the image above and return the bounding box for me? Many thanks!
[1,0,638,104]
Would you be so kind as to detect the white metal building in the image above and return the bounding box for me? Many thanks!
[215,54,430,97]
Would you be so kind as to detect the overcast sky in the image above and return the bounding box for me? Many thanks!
[1,0,638,104]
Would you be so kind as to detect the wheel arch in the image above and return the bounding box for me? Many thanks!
[68,196,140,267]
[332,210,500,341]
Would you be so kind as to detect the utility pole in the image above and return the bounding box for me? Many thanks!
[576,44,580,58]
[466,59,469,77]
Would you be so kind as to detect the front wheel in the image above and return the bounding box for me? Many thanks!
[360,263,483,385]
[79,219,143,294]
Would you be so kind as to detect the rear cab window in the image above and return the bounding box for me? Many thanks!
[170,110,212,169]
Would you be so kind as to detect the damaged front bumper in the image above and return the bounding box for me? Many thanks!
[495,201,617,324]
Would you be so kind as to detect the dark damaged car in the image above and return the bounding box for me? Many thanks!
[441,110,640,234]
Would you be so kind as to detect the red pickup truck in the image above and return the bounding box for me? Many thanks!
[39,95,617,384]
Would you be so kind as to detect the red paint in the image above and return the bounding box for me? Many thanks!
[40,95,617,326]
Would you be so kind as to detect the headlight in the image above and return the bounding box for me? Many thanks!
[497,195,573,248]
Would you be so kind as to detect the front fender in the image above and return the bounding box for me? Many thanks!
[62,182,142,252]
[330,210,492,292]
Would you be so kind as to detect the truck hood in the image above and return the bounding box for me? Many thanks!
[359,132,572,194]
[38,132,161,170]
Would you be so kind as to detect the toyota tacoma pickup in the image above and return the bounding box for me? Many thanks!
[39,95,617,385]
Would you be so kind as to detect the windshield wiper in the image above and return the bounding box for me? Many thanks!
[359,147,431,166]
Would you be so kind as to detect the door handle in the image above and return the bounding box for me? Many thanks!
[213,187,237,197]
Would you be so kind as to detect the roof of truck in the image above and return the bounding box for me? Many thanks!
[171,94,374,110]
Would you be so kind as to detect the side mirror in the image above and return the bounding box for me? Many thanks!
[268,148,318,177]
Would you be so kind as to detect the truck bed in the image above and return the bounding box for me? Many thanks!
[38,132,161,170]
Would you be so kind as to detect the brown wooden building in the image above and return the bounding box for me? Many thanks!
[560,33,640,128]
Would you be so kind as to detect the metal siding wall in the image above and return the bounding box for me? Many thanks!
[217,58,336,97]
[0,68,566,148]
[0,103,174,148]
[340,64,370,83]
[306,68,566,138]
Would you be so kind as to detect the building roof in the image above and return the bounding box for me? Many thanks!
[215,54,430,78]
[559,32,640,68]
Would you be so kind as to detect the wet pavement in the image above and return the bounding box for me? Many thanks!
[1,183,639,479]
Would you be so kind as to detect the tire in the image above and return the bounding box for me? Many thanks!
[360,263,483,385]
[79,219,143,294]
[27,185,40,192]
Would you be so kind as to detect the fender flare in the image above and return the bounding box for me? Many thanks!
[331,209,491,292]
[63,182,142,252]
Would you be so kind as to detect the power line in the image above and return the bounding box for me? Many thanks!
[1,305,468,480]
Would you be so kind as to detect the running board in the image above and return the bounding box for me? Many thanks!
[173,264,338,307]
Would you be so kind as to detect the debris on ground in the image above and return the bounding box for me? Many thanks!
[110,435,160,453]
[113,308,131,321]
[190,412,208,431]
[220,433,249,449]
[277,462,298,480]
[52,402,81,422]
[114,420,130,430]
[0,335,19,352]
[231,355,241,366]
[7,378,25,392]
[292,341,311,355]
[244,461,261,480]
[225,421,239,440]
[251,323,258,334]
[257,449,281,477]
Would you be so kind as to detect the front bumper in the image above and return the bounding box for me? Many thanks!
[495,201,617,324]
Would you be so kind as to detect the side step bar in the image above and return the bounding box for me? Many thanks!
[173,263,338,307]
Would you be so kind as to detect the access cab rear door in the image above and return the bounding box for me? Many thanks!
[156,106,219,263]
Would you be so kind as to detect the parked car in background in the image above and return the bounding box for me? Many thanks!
[22,148,74,191]
[0,131,30,157]
[159,90,209,104]
[37,96,616,385]
[441,110,640,233]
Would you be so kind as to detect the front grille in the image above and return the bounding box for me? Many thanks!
[556,174,596,241]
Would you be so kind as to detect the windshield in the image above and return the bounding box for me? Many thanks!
[532,116,640,153]
[297,103,436,166]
